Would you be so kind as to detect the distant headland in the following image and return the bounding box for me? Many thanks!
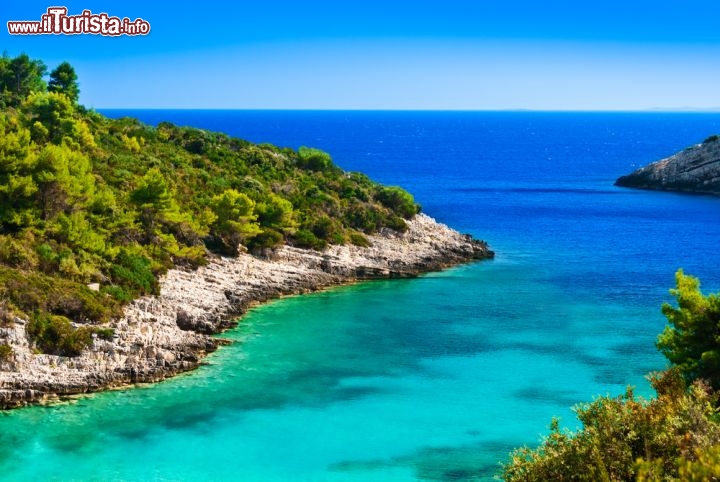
[615,135,720,195]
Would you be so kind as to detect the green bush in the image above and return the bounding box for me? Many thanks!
[345,203,382,233]
[0,343,13,361]
[110,249,157,296]
[247,229,284,252]
[27,312,93,357]
[36,242,58,273]
[0,234,39,270]
[375,186,420,219]
[101,285,134,303]
[384,214,409,232]
[297,146,333,172]
[348,231,371,247]
[657,270,720,389]
[292,229,328,250]
[92,327,115,341]
[0,267,118,323]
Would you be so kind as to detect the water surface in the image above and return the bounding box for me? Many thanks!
[4,111,720,480]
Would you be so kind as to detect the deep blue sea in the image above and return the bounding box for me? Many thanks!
[2,111,720,481]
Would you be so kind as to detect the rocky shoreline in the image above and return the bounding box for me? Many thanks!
[615,135,720,194]
[0,214,493,409]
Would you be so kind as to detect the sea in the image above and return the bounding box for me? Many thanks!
[2,111,720,481]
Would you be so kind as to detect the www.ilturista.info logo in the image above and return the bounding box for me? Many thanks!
[7,7,150,36]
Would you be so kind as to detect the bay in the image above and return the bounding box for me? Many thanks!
[3,111,720,481]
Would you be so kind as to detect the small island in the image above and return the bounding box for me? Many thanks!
[0,54,493,408]
[615,135,720,194]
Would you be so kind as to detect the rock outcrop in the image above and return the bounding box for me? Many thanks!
[0,214,493,408]
[615,135,720,194]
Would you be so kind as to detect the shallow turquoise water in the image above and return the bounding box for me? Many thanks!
[5,111,720,480]
[0,258,662,481]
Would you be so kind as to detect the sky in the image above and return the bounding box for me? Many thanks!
[2,1,720,110]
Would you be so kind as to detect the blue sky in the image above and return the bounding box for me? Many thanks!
[3,1,720,110]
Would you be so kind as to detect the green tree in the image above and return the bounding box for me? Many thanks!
[375,186,420,219]
[657,270,720,389]
[0,114,39,230]
[34,143,96,220]
[26,312,93,357]
[21,91,85,145]
[256,193,297,234]
[128,168,200,264]
[209,189,261,252]
[0,55,9,107]
[297,146,334,171]
[48,62,79,104]
[130,168,183,228]
[0,53,46,106]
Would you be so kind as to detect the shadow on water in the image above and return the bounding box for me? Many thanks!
[330,439,519,481]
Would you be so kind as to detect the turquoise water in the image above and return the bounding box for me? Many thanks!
[0,261,660,481]
[4,111,720,480]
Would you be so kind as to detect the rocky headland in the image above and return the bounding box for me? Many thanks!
[615,135,720,194]
[0,214,492,408]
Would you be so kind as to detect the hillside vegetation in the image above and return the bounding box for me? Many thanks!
[0,54,419,356]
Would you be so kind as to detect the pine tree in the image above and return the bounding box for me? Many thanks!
[48,61,79,104]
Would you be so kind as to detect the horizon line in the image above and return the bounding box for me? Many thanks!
[94,107,720,113]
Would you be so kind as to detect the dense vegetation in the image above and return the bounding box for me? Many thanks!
[0,53,420,357]
[503,270,720,481]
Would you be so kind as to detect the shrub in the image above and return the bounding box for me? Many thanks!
[348,231,371,247]
[375,186,420,219]
[345,203,381,234]
[0,234,39,270]
[247,229,284,252]
[0,267,118,323]
[292,229,327,251]
[0,343,13,361]
[384,214,409,232]
[27,312,93,357]
[36,242,58,273]
[92,327,115,341]
[297,146,333,171]
[0,307,14,326]
[110,248,157,296]
[101,285,134,303]
[657,270,720,389]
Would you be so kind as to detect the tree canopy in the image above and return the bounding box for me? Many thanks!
[658,270,720,389]
[48,61,79,104]
[0,53,46,107]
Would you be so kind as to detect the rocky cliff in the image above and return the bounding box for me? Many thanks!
[615,135,720,194]
[0,214,492,408]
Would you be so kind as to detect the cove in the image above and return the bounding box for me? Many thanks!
[0,256,661,481]
[7,110,720,481]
